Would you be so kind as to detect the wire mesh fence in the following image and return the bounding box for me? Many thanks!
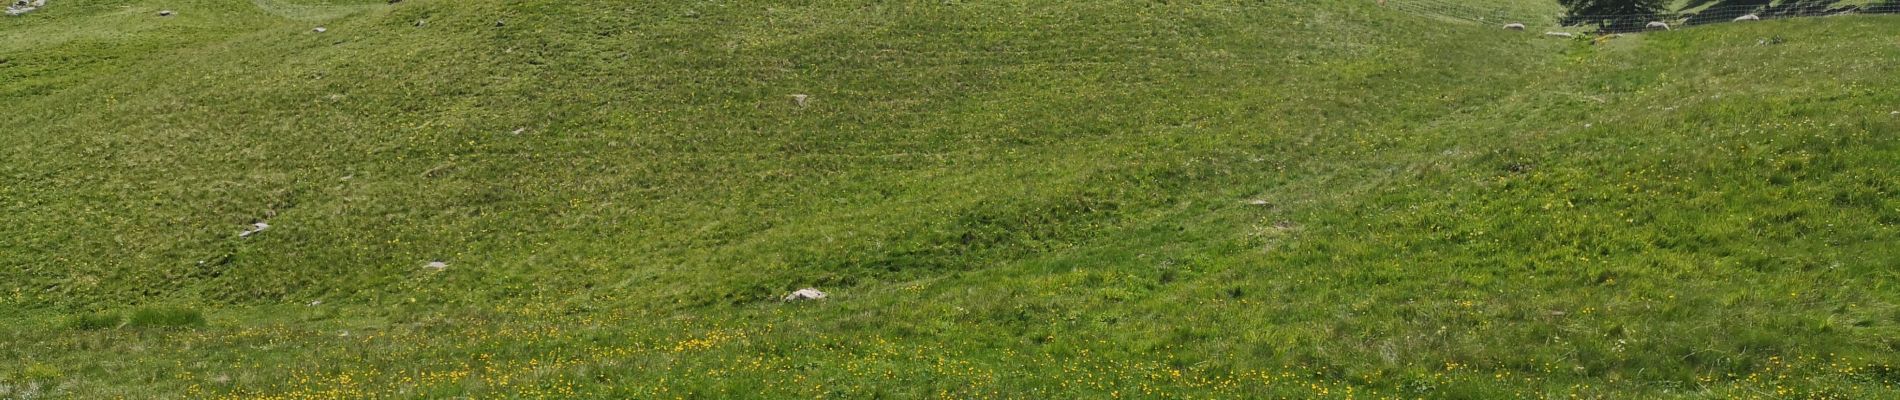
[1386,0,1900,31]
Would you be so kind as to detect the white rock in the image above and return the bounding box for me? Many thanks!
[313,27,327,33]
[1734,14,1760,21]
[791,94,810,107]
[1646,21,1670,31]
[1503,23,1526,31]
[424,261,448,270]
[158,10,173,16]
[783,288,827,301]
[5,0,36,15]
[307,300,323,306]
[1545,32,1575,38]
[238,222,270,238]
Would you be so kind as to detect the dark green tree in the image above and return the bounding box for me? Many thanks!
[1558,0,1671,32]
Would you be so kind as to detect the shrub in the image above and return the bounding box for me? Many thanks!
[126,307,206,329]
[64,312,122,331]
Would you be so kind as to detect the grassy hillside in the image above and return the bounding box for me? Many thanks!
[3,0,1897,398]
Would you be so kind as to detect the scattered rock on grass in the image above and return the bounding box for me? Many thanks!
[1646,21,1670,31]
[1544,32,1574,38]
[424,261,448,271]
[783,288,827,301]
[1734,14,1760,22]
[313,27,327,33]
[1503,23,1525,31]
[791,94,810,107]
[158,9,173,16]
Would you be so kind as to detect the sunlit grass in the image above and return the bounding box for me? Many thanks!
[1,0,1896,398]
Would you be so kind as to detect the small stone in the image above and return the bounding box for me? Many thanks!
[511,127,526,135]
[424,261,448,270]
[494,19,505,27]
[1246,199,1270,206]
[313,27,327,33]
[238,222,270,238]
[414,19,426,27]
[791,94,810,107]
[783,288,827,301]
[158,10,173,16]
[307,300,323,306]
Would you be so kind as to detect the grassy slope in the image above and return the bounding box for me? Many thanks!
[3,0,1898,398]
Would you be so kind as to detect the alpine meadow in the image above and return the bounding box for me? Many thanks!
[2,0,1899,398]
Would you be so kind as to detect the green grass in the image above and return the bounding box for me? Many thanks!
[2,0,1898,398]
[125,306,208,329]
[62,311,122,331]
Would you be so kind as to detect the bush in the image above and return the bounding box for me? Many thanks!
[65,312,122,330]
[126,307,206,329]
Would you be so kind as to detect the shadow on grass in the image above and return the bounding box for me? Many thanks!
[1868,0,1900,13]
[1681,0,1866,26]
